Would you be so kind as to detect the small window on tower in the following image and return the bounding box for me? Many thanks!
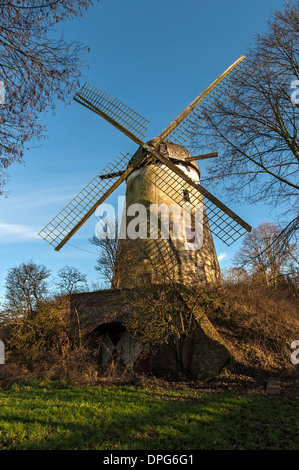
[181,188,190,202]
[196,263,206,281]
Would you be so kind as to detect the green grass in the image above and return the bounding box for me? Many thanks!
[0,380,298,450]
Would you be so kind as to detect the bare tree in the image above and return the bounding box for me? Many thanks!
[89,220,119,288]
[7,299,66,364]
[232,222,297,287]
[0,0,97,193]
[192,1,299,237]
[3,260,51,318]
[221,266,249,284]
[56,265,87,295]
[89,220,145,289]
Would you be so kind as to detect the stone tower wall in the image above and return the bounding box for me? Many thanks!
[115,142,221,287]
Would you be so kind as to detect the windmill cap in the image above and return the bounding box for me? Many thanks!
[127,140,200,179]
[151,140,200,175]
[157,141,193,162]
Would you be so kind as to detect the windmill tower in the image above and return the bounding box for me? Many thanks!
[39,56,252,288]
[116,141,222,288]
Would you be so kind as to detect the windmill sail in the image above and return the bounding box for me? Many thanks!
[141,154,250,245]
[142,143,251,239]
[38,152,144,251]
[74,82,149,145]
[152,56,252,147]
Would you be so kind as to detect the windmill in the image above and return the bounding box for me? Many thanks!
[39,56,252,287]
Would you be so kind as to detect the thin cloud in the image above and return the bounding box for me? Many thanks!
[0,223,39,242]
[1,186,81,211]
[218,252,227,262]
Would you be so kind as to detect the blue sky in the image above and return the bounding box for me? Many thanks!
[0,0,288,298]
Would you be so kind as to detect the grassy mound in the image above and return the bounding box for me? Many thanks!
[197,283,299,377]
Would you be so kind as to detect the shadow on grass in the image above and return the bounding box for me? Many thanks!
[0,386,297,450]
